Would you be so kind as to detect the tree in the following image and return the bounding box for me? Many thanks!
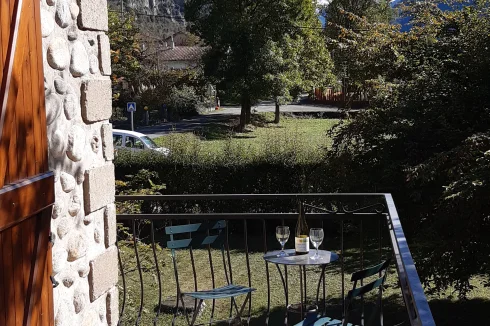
[109,11,207,122]
[185,0,334,129]
[322,0,393,89]
[326,1,490,296]
[108,11,144,106]
[267,31,334,123]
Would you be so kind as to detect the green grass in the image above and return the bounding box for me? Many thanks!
[117,228,490,326]
[152,113,339,164]
[118,238,403,326]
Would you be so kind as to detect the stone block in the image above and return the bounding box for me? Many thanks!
[101,124,114,161]
[88,246,118,301]
[104,204,116,248]
[70,41,90,77]
[77,0,108,31]
[106,287,119,326]
[83,164,115,213]
[80,79,112,123]
[67,233,88,261]
[98,34,111,76]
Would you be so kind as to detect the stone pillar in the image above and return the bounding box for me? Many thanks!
[41,0,117,324]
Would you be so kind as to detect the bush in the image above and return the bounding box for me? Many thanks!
[167,85,204,119]
[114,149,326,196]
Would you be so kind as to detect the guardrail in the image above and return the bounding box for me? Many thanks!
[115,193,435,326]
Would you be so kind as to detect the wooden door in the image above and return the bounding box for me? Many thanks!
[0,0,55,324]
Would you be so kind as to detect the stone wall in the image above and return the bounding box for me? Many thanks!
[41,0,118,324]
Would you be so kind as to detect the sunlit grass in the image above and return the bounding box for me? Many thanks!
[152,113,339,165]
[118,232,490,326]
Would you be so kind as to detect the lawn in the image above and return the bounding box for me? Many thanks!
[152,113,339,164]
[117,113,490,325]
[117,229,490,326]
[118,232,405,326]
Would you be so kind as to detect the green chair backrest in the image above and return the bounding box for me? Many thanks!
[165,220,227,252]
[344,259,391,326]
[165,220,233,302]
[347,259,391,300]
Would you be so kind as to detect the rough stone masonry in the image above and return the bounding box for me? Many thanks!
[41,0,118,324]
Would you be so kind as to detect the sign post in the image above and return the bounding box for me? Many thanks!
[127,102,136,131]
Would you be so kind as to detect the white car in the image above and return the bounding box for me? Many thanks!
[112,129,170,156]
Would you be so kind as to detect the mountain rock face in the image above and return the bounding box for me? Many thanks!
[108,0,186,37]
[123,0,184,17]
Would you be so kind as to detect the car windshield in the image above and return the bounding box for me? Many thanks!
[140,136,158,149]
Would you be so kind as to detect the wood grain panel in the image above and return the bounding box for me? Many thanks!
[0,0,11,76]
[11,223,26,325]
[17,28,29,181]
[0,172,55,232]
[0,233,6,325]
[2,227,16,325]
[0,0,30,188]
[25,209,51,326]
[21,215,35,326]
[40,232,53,326]
[25,10,35,177]
[7,92,19,183]
[32,0,47,173]
[0,0,55,323]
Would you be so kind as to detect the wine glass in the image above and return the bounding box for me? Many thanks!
[310,228,324,260]
[276,226,290,257]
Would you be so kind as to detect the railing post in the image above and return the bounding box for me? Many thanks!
[113,193,435,326]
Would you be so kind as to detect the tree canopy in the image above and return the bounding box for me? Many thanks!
[325,0,490,296]
[185,0,334,128]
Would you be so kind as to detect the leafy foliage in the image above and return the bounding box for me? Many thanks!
[326,0,490,296]
[109,12,208,123]
[167,85,204,118]
[185,0,335,128]
[108,11,144,104]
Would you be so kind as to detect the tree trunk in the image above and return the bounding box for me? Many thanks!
[274,100,280,123]
[239,99,246,132]
[245,97,251,125]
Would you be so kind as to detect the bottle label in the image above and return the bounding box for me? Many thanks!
[295,236,309,253]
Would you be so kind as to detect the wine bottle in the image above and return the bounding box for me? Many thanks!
[295,201,309,255]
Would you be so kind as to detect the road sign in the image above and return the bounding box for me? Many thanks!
[127,102,136,112]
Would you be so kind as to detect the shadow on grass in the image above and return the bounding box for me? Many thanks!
[148,296,490,325]
[233,135,257,139]
[156,293,411,325]
[198,123,235,141]
[429,297,490,326]
[251,114,273,127]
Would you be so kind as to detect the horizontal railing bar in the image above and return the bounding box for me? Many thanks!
[116,212,384,221]
[115,193,387,201]
[384,194,435,326]
[114,193,435,326]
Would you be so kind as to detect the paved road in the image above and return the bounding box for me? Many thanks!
[208,102,341,115]
[136,102,341,138]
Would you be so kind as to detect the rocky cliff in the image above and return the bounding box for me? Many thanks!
[108,0,186,38]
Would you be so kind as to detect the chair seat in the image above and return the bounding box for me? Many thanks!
[183,284,255,300]
[294,313,357,326]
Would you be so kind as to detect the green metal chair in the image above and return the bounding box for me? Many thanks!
[295,259,391,326]
[166,220,255,326]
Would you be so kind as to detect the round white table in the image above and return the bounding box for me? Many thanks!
[263,249,339,325]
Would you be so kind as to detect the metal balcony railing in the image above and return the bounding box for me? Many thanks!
[115,193,436,326]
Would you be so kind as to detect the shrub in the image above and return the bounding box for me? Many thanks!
[167,85,204,119]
